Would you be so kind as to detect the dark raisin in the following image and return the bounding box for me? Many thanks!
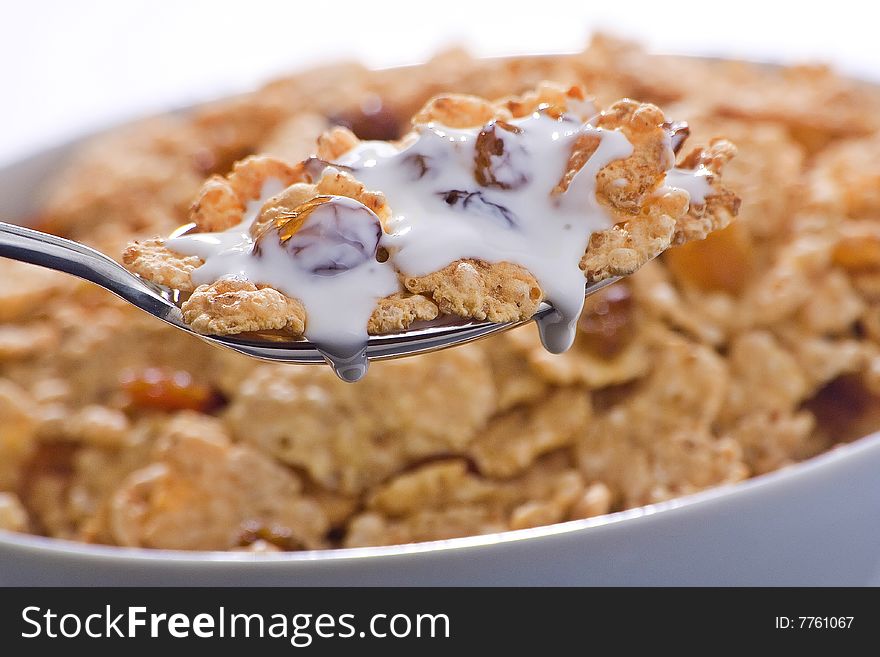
[255,196,382,276]
[437,190,518,228]
[474,120,529,189]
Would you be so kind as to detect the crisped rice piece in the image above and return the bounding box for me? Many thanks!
[403,259,543,323]
[188,175,244,232]
[181,278,306,336]
[108,413,329,550]
[580,102,738,281]
[686,119,805,240]
[367,292,439,334]
[122,238,203,293]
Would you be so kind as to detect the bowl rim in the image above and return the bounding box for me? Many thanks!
[2,53,878,566]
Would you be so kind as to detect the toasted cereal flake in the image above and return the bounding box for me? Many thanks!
[367,292,439,334]
[412,93,504,128]
[727,410,816,475]
[226,346,495,494]
[721,331,809,423]
[404,259,543,323]
[316,126,360,160]
[109,414,328,550]
[13,41,880,552]
[469,387,591,478]
[181,278,306,336]
[122,238,203,293]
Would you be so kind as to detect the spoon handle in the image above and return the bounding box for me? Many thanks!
[0,221,177,319]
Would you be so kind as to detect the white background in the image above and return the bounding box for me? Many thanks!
[0,0,877,165]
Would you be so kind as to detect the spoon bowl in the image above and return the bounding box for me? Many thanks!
[0,221,620,381]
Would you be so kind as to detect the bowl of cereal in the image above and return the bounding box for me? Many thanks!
[2,37,880,585]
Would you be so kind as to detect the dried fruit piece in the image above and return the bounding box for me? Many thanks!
[120,367,222,413]
[474,120,529,189]
[254,195,383,276]
[437,190,518,228]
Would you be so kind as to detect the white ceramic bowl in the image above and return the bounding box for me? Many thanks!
[2,106,880,586]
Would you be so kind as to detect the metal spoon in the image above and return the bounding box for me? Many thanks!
[0,221,620,381]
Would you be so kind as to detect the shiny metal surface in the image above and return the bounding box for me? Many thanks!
[0,221,619,373]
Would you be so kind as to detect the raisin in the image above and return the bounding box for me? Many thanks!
[401,153,432,180]
[474,120,529,189]
[254,195,382,276]
[120,367,223,413]
[437,190,518,228]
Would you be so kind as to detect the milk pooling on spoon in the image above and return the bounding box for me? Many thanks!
[341,110,635,353]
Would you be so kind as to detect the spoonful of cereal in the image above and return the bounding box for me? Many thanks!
[0,83,738,382]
